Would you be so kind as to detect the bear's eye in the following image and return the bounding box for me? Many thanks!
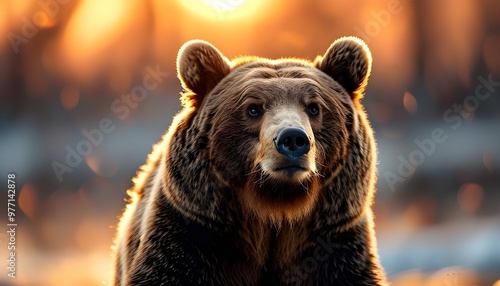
[307,104,320,116]
[247,105,262,118]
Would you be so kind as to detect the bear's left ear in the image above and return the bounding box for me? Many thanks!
[177,40,231,107]
[314,37,372,101]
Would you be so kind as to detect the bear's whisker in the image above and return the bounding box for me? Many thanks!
[245,169,261,176]
[314,171,325,178]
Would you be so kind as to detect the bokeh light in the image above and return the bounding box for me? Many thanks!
[403,91,418,114]
[457,183,484,215]
[60,86,80,110]
[19,183,37,220]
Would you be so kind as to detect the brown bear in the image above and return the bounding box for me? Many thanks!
[113,37,388,286]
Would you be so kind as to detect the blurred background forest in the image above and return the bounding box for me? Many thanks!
[1,0,499,285]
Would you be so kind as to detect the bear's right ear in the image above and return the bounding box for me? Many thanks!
[177,40,231,107]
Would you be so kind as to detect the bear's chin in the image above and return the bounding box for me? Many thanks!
[243,172,321,223]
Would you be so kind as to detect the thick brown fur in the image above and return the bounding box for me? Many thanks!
[113,37,388,285]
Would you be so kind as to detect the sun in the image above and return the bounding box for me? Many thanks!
[178,0,266,21]
[204,0,247,11]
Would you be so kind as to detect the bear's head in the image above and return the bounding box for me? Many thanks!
[171,37,372,223]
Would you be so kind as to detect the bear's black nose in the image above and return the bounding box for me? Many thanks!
[274,127,310,159]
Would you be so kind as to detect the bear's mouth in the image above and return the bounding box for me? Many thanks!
[273,165,308,176]
[258,140,317,183]
[244,168,320,222]
[268,157,312,182]
[243,162,321,222]
[258,163,313,201]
